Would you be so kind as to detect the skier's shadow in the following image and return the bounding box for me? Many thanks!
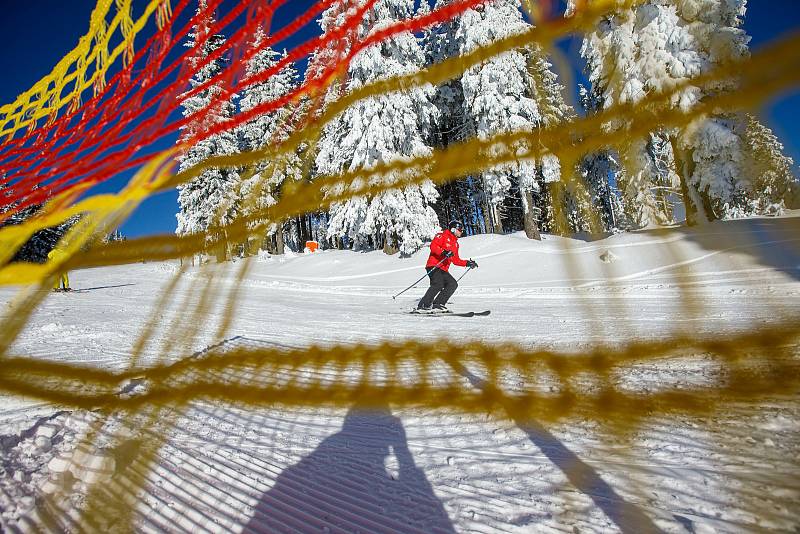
[244,405,456,533]
[450,362,660,534]
[73,283,136,292]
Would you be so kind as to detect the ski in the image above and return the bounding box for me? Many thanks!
[409,310,490,317]
[448,310,490,317]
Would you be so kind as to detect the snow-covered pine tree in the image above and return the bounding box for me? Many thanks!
[455,0,573,237]
[646,132,682,222]
[524,45,577,238]
[426,0,466,150]
[103,229,126,244]
[238,27,302,255]
[656,1,798,220]
[306,1,366,111]
[574,84,625,233]
[741,113,799,214]
[0,184,78,263]
[573,0,796,224]
[301,1,370,251]
[316,0,440,256]
[572,0,694,226]
[175,0,241,254]
[457,0,532,235]
[574,151,623,232]
[668,0,756,221]
[424,0,481,234]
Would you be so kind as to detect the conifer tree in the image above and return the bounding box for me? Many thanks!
[425,0,481,233]
[742,113,799,214]
[302,1,369,250]
[316,0,440,255]
[572,0,796,224]
[0,184,78,263]
[426,0,467,150]
[428,0,573,238]
[574,85,625,233]
[175,1,241,245]
[522,44,576,238]
[572,0,695,226]
[457,0,540,234]
[238,27,302,254]
[313,2,368,91]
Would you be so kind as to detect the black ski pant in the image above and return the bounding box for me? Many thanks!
[418,267,457,308]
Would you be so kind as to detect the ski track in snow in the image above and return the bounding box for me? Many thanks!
[1,216,800,532]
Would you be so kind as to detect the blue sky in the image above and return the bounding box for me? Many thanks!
[1,0,798,237]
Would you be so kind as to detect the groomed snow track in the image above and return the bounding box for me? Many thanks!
[3,336,797,533]
[2,218,800,532]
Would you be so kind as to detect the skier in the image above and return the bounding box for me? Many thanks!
[417,220,478,313]
[47,246,71,292]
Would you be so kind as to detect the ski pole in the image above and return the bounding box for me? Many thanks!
[392,257,448,300]
[456,266,474,283]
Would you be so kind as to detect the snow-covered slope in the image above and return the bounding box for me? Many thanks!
[1,214,799,532]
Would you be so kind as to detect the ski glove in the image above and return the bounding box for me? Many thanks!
[441,249,454,258]
[467,259,478,269]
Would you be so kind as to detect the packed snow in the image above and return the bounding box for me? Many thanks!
[2,214,800,532]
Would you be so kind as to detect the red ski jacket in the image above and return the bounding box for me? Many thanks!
[426,229,467,272]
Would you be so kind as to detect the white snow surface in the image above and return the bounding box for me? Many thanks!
[2,214,800,532]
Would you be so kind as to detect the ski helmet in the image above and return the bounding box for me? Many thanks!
[448,220,464,232]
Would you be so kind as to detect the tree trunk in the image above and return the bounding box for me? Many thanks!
[521,189,541,240]
[491,203,504,234]
[215,243,228,263]
[275,223,285,255]
[213,228,229,262]
[670,137,711,226]
[383,231,398,255]
[548,182,569,236]
[297,218,304,251]
[478,178,492,234]
[295,216,305,250]
[306,214,314,243]
[480,199,492,234]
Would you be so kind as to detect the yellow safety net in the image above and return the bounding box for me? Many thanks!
[0,0,798,531]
